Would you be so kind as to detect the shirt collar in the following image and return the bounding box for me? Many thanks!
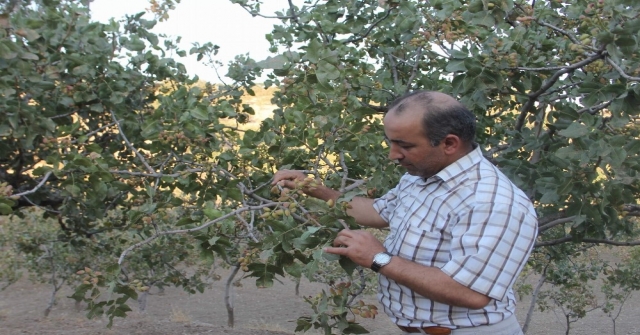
[419,145,483,186]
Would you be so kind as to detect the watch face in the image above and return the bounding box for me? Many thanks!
[375,252,392,264]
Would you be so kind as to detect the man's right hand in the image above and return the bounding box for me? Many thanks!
[270,169,388,229]
[271,169,337,201]
[271,169,312,190]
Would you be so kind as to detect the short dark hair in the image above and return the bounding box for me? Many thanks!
[388,91,476,146]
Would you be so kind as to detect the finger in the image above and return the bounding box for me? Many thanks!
[336,229,354,238]
[323,246,348,256]
[332,235,349,247]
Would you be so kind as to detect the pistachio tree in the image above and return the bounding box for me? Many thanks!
[227,0,640,332]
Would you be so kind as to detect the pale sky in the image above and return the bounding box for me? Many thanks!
[91,0,288,83]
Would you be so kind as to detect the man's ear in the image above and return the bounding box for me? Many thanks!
[441,134,461,155]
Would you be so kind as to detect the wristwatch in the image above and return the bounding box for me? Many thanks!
[371,251,393,272]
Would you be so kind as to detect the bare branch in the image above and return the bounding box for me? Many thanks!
[14,171,53,197]
[538,216,576,233]
[539,81,583,97]
[109,168,203,178]
[235,213,259,243]
[577,100,613,115]
[606,57,640,82]
[386,54,399,86]
[516,50,606,131]
[70,121,118,144]
[406,47,423,91]
[339,152,349,193]
[118,203,285,264]
[515,65,569,72]
[357,100,388,113]
[346,9,392,44]
[486,144,510,156]
[236,4,295,19]
[110,111,155,174]
[536,20,596,52]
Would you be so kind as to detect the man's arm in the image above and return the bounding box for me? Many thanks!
[324,229,491,309]
[379,253,491,309]
[272,170,388,229]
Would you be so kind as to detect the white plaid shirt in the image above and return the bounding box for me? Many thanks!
[373,146,537,328]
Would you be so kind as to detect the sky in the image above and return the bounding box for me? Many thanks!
[90,0,288,83]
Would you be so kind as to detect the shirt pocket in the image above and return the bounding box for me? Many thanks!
[397,223,450,267]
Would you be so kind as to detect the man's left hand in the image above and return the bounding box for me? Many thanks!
[324,229,386,268]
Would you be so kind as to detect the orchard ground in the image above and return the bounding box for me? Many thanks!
[1,263,639,335]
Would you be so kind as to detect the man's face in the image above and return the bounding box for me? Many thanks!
[383,106,446,179]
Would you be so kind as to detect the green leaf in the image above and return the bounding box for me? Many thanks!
[339,256,358,277]
[20,52,39,60]
[558,123,590,138]
[0,202,13,215]
[256,55,289,69]
[203,208,222,220]
[445,59,466,72]
[304,39,323,63]
[140,120,161,138]
[191,107,209,120]
[343,323,370,334]
[125,36,146,51]
[316,60,340,85]
[114,285,138,300]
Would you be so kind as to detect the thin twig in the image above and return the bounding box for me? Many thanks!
[235,213,259,243]
[387,54,399,86]
[110,111,155,174]
[346,9,392,44]
[405,47,423,91]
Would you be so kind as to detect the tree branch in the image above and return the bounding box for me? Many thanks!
[606,57,640,82]
[346,9,392,44]
[577,100,613,115]
[110,111,155,174]
[405,47,423,91]
[118,203,286,264]
[13,171,53,197]
[538,215,576,233]
[515,50,606,131]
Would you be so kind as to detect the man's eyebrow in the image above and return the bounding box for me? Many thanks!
[384,136,413,145]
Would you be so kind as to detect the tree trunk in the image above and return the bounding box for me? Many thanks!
[225,265,241,328]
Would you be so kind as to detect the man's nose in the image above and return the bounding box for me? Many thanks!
[388,145,402,161]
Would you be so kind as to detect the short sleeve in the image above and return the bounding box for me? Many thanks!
[440,202,538,301]
[372,185,399,222]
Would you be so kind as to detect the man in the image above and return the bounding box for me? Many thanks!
[272,91,537,335]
